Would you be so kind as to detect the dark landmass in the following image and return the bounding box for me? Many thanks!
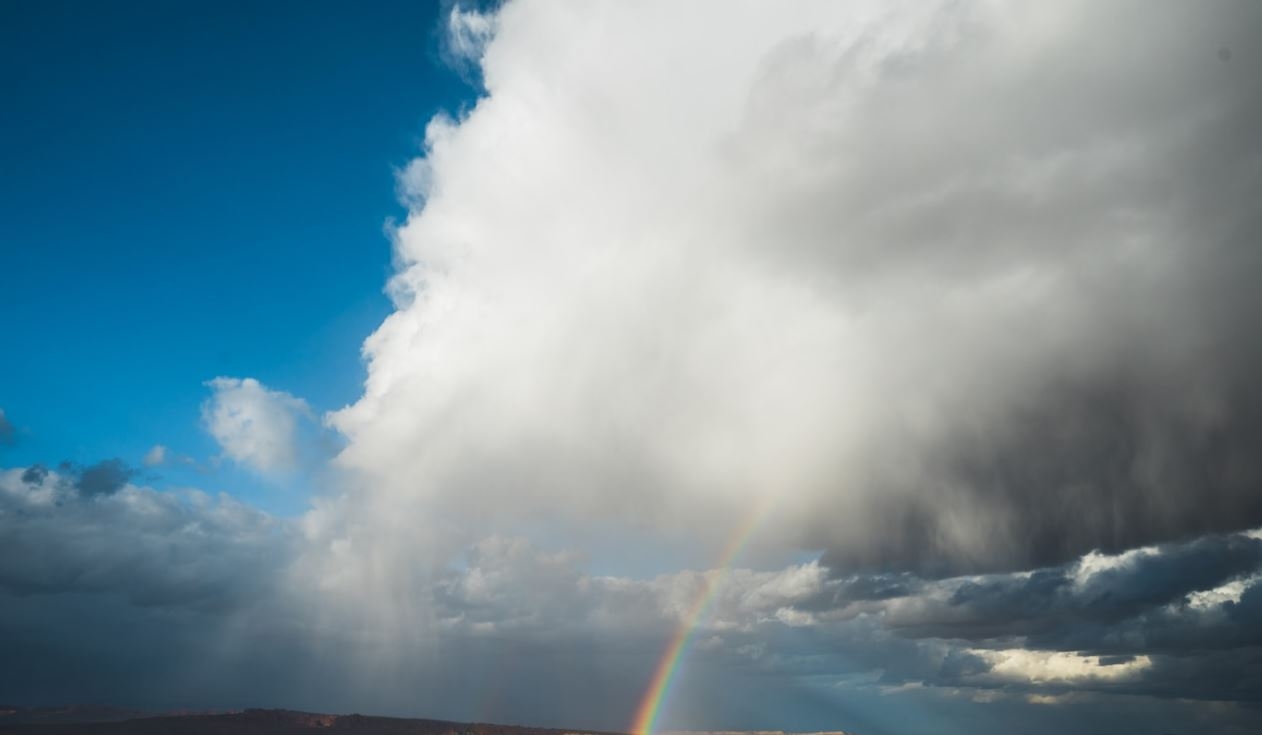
[0,707,859,735]
[0,708,628,735]
[0,706,150,725]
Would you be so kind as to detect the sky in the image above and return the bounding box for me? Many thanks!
[1,2,1261,735]
[1,0,473,514]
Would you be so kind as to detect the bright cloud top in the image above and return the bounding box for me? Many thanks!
[330,0,1262,576]
[203,377,313,473]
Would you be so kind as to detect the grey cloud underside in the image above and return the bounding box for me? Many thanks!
[744,532,1262,703]
[20,458,141,498]
[72,458,135,497]
[330,0,1262,581]
[0,468,289,611]
[877,542,1262,682]
[895,534,1262,643]
[2,463,1262,731]
[818,379,1262,575]
[20,463,47,485]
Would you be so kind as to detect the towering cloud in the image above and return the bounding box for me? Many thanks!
[330,0,1262,577]
[203,377,314,473]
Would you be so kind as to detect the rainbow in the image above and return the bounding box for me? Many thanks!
[630,495,777,735]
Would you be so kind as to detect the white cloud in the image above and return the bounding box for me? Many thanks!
[289,3,1262,724]
[444,5,497,68]
[971,649,1153,685]
[4,450,1261,725]
[142,444,167,467]
[202,377,313,473]
[329,0,1262,580]
[0,465,287,609]
[1186,574,1259,610]
[1071,545,1160,589]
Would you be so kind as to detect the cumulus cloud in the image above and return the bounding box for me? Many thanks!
[3,449,1261,729]
[328,0,1262,581]
[697,529,1262,706]
[415,532,1262,710]
[74,458,134,497]
[870,532,1262,641]
[0,466,289,610]
[441,3,497,72]
[309,4,1262,726]
[202,377,314,473]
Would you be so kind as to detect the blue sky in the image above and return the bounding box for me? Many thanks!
[2,0,474,512]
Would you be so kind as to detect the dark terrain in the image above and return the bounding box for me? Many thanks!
[0,708,623,735]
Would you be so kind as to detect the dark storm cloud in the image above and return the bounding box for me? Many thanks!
[716,568,1262,708]
[789,572,923,614]
[834,572,921,603]
[670,528,1260,711]
[0,465,290,611]
[1131,648,1262,703]
[73,458,135,497]
[340,0,1262,615]
[789,0,1262,576]
[1024,572,1262,657]
[875,532,1262,641]
[818,374,1262,578]
[21,463,48,485]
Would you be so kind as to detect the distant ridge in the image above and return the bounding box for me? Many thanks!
[0,708,626,735]
[0,705,150,725]
[662,731,856,735]
[0,709,857,735]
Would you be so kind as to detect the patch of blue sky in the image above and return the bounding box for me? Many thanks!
[0,0,480,513]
